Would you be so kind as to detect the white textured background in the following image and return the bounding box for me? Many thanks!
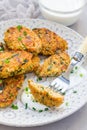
[0,0,87,130]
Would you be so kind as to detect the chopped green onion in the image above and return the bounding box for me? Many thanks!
[75,66,78,70]
[32,107,36,111]
[38,110,43,113]
[0,80,2,84]
[70,70,74,73]
[73,90,77,93]
[37,77,42,81]
[23,31,27,36]
[80,73,83,77]
[18,36,22,41]
[11,104,18,110]
[4,59,10,63]
[44,108,49,111]
[41,87,44,90]
[62,92,66,95]
[23,59,28,63]
[10,93,14,97]
[17,25,22,31]
[25,103,28,109]
[65,102,69,106]
[47,64,53,71]
[0,47,4,51]
[25,87,29,92]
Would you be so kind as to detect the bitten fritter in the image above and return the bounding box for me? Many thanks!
[28,80,64,107]
[0,51,40,79]
[0,75,24,108]
[36,52,70,77]
[4,25,42,54]
[33,28,68,55]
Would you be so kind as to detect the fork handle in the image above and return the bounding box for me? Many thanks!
[65,37,87,74]
[78,37,87,55]
[72,37,87,63]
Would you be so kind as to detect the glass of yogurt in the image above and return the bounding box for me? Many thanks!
[39,0,86,26]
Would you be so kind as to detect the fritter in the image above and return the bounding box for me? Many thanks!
[0,51,40,79]
[36,52,70,77]
[0,75,24,108]
[4,25,42,54]
[33,28,68,55]
[28,80,64,107]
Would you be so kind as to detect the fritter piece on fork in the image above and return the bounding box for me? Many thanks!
[35,52,70,77]
[28,80,64,107]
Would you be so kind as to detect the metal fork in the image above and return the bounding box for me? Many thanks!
[50,37,87,94]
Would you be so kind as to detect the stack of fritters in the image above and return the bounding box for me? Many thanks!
[0,25,70,108]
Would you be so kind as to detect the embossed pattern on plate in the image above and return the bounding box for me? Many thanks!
[0,19,87,127]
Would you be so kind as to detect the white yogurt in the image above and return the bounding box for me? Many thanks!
[39,0,85,26]
[21,87,49,111]
[70,65,87,87]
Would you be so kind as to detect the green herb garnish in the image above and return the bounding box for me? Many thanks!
[23,31,27,36]
[62,92,66,95]
[17,25,22,31]
[65,102,69,106]
[23,59,28,63]
[4,59,10,63]
[73,90,77,93]
[38,110,43,113]
[47,64,53,71]
[41,87,44,90]
[32,107,36,111]
[0,79,2,84]
[25,87,29,92]
[25,103,28,109]
[0,47,4,51]
[80,73,83,77]
[37,77,42,81]
[75,66,78,70]
[18,36,22,41]
[11,104,18,110]
[70,70,74,73]
[44,108,49,111]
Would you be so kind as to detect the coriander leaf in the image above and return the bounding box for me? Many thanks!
[17,25,22,31]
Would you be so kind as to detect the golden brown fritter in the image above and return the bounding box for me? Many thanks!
[36,52,70,77]
[0,75,24,108]
[33,28,68,55]
[28,80,64,107]
[4,25,42,54]
[0,51,40,79]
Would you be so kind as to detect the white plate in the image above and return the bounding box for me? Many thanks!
[0,19,87,127]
